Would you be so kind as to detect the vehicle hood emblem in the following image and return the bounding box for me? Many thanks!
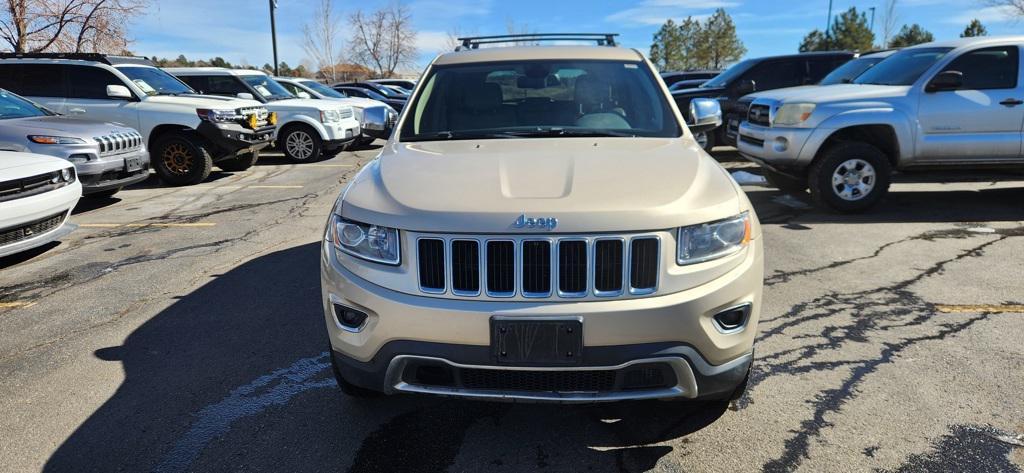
[513,214,557,231]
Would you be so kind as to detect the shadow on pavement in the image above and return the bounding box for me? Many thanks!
[0,241,61,270]
[45,242,728,472]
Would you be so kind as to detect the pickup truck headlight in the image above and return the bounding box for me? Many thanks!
[677,212,751,265]
[28,135,86,145]
[197,108,244,123]
[772,103,816,126]
[320,109,341,123]
[330,215,400,265]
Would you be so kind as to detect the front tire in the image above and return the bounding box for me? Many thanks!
[695,130,716,153]
[281,125,323,163]
[152,131,213,186]
[808,142,892,212]
[217,149,260,172]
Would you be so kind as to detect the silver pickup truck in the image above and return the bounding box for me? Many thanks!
[0,88,149,198]
[737,36,1024,212]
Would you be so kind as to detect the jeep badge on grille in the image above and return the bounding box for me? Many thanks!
[513,214,558,231]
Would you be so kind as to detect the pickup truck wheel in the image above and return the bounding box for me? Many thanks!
[809,142,892,212]
[695,130,716,152]
[152,132,213,186]
[763,169,807,194]
[217,149,260,172]
[281,125,323,162]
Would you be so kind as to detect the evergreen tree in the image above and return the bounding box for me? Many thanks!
[649,19,684,71]
[889,24,934,47]
[799,29,830,52]
[798,7,874,52]
[960,19,987,37]
[694,8,746,69]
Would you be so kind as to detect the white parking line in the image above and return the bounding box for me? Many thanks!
[79,223,217,228]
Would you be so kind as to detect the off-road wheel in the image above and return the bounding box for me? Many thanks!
[808,141,892,213]
[330,349,382,398]
[152,131,213,186]
[217,149,260,172]
[281,124,323,163]
[763,169,808,194]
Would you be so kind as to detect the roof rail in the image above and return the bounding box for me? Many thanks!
[456,33,619,50]
[0,52,155,66]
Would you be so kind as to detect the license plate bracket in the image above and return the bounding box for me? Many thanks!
[491,317,582,366]
[125,156,144,172]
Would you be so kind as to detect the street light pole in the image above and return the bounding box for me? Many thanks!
[269,0,279,76]
[825,0,833,39]
[868,7,876,36]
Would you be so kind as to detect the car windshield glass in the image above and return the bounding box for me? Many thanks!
[242,75,293,101]
[301,80,346,98]
[118,66,194,95]
[400,59,681,142]
[701,59,756,88]
[0,89,48,119]
[370,85,403,98]
[854,47,953,85]
[819,56,887,85]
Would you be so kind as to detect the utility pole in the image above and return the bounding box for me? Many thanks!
[269,0,279,76]
[868,7,876,35]
[825,0,833,39]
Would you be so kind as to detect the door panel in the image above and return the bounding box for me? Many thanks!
[0,64,66,112]
[61,65,140,130]
[917,45,1023,163]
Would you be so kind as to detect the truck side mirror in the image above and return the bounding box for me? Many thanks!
[926,71,964,93]
[296,91,312,99]
[236,92,255,100]
[106,85,133,100]
[688,98,722,134]
[736,79,756,96]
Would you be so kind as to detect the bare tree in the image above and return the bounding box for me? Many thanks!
[302,0,344,83]
[0,0,145,53]
[879,0,899,48]
[985,0,1024,16]
[349,3,417,78]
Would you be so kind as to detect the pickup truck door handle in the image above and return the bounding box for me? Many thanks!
[999,98,1023,106]
[67,107,86,114]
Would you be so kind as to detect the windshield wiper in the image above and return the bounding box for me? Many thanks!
[496,128,638,138]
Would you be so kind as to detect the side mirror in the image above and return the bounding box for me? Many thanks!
[296,91,312,99]
[926,70,964,93]
[736,79,756,96]
[688,98,722,134]
[106,85,133,99]
[236,92,255,100]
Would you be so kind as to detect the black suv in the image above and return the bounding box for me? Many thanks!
[672,51,854,151]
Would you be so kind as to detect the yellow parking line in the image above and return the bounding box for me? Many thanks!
[0,301,35,309]
[79,223,217,228]
[936,304,1024,314]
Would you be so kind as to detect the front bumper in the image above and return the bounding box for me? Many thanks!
[76,149,151,194]
[736,121,816,169]
[321,235,763,402]
[197,122,274,158]
[322,119,361,150]
[0,181,81,258]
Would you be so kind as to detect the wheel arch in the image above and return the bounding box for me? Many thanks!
[147,124,193,151]
[278,116,327,140]
[815,124,901,168]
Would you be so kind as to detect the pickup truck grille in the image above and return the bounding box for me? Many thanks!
[747,104,771,127]
[0,170,72,203]
[415,234,660,299]
[0,211,66,247]
[94,131,143,156]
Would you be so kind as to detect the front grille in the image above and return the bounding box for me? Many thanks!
[747,103,771,126]
[417,234,661,299]
[740,134,765,147]
[461,368,616,392]
[0,170,70,203]
[401,361,677,394]
[94,131,143,156]
[339,107,354,119]
[0,212,65,246]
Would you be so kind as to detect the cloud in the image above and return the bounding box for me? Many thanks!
[416,30,454,55]
[606,0,739,26]
[947,5,1019,24]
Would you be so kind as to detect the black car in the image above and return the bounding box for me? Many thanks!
[672,51,855,151]
[660,70,721,88]
[333,82,407,112]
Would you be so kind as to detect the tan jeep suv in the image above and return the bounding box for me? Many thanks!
[321,34,764,403]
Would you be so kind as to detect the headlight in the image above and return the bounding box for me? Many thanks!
[772,103,816,126]
[28,135,86,145]
[320,109,341,123]
[330,215,400,265]
[196,108,244,123]
[61,167,74,182]
[677,212,751,265]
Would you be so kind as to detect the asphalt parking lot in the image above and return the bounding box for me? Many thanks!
[1,146,1022,473]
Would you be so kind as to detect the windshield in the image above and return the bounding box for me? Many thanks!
[701,59,756,88]
[300,80,346,98]
[241,75,294,101]
[118,66,194,96]
[0,89,48,119]
[370,84,404,98]
[400,59,681,142]
[854,47,953,86]
[819,56,887,85]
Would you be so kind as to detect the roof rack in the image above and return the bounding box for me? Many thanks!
[456,33,619,50]
[0,52,155,66]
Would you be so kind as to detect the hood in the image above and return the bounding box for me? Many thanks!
[2,116,135,136]
[265,98,349,112]
[754,83,911,104]
[671,86,725,99]
[742,85,815,102]
[145,94,263,109]
[0,150,72,175]
[339,138,742,233]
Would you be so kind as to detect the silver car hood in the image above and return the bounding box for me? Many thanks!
[751,84,911,105]
[339,137,742,233]
[1,116,136,136]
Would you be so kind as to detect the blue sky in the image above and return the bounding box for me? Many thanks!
[130,0,1023,72]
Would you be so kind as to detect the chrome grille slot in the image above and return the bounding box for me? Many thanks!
[451,240,480,295]
[558,240,587,297]
[747,103,771,127]
[94,131,143,156]
[521,240,551,297]
[594,239,624,295]
[486,241,515,296]
[339,107,354,119]
[629,238,659,293]
[417,238,445,292]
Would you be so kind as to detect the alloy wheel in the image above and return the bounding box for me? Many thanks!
[286,131,315,160]
[831,158,876,201]
[162,143,194,175]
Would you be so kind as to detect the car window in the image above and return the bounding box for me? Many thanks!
[205,76,249,96]
[0,64,66,97]
[343,88,369,98]
[820,56,884,85]
[279,81,302,95]
[940,46,1019,90]
[66,65,125,99]
[855,47,953,86]
[240,75,293,101]
[117,66,193,96]
[702,59,756,88]
[400,59,680,141]
[807,57,847,83]
[745,60,805,91]
[301,80,346,98]
[0,89,48,119]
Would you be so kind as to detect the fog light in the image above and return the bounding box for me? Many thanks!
[68,154,90,164]
[713,304,751,333]
[773,137,789,152]
[333,303,367,330]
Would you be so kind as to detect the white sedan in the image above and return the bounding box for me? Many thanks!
[0,151,82,258]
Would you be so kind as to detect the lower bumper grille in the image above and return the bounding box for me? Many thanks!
[740,134,765,147]
[0,212,65,247]
[401,360,676,394]
[462,368,616,392]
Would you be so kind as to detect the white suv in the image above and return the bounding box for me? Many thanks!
[169,68,360,162]
[274,77,396,146]
[0,54,275,186]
